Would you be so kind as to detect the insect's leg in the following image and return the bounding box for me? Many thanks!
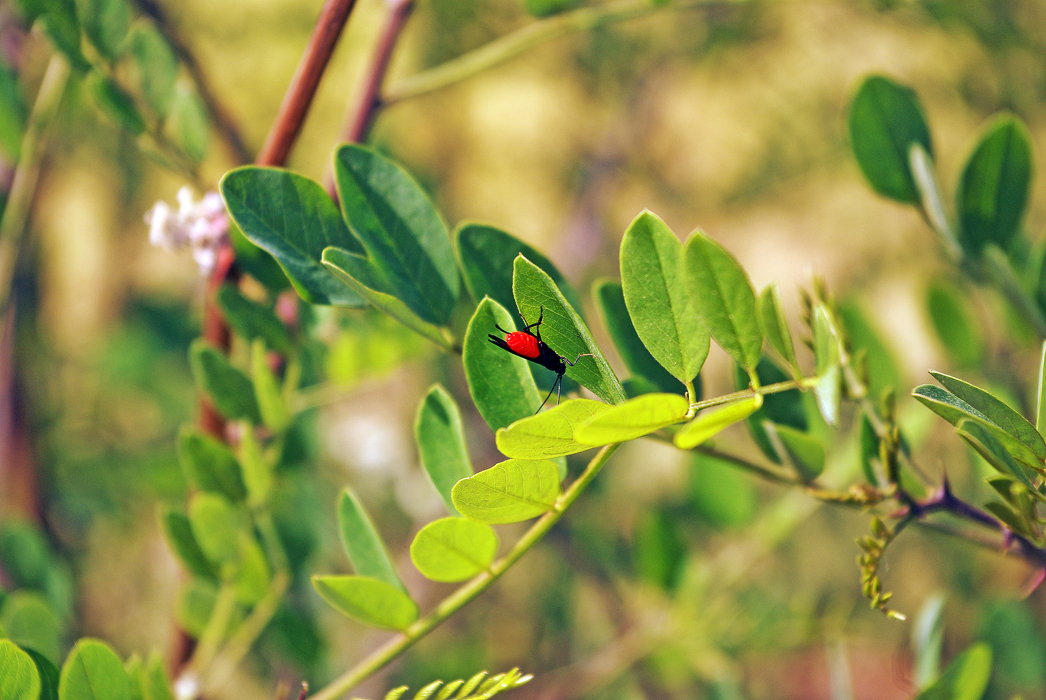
[564,352,596,367]
[522,305,545,336]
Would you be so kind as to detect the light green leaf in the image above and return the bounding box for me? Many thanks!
[59,639,131,700]
[911,593,946,691]
[913,643,991,700]
[956,115,1032,254]
[80,0,129,61]
[415,385,473,515]
[409,518,498,582]
[463,298,542,431]
[620,211,709,384]
[322,247,453,351]
[170,86,209,163]
[159,509,218,580]
[188,493,246,568]
[217,285,293,354]
[456,222,583,315]
[956,420,1037,491]
[250,341,291,432]
[128,24,177,117]
[496,399,611,459]
[848,75,933,204]
[0,62,25,161]
[594,279,683,394]
[189,339,261,423]
[141,653,174,700]
[634,510,685,591]
[177,427,246,501]
[513,256,626,404]
[926,281,984,368]
[1,593,61,664]
[237,428,273,507]
[683,232,762,372]
[0,638,41,700]
[573,393,689,444]
[812,305,841,427]
[220,167,366,306]
[311,576,418,630]
[334,144,459,326]
[88,72,145,135]
[674,396,763,450]
[232,537,270,606]
[337,488,404,591]
[758,283,798,374]
[451,459,561,524]
[767,424,825,481]
[1039,341,1046,439]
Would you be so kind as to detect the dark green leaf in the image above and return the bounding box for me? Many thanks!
[913,643,991,700]
[926,280,985,367]
[0,62,26,161]
[848,75,933,204]
[956,420,1037,491]
[456,222,582,316]
[25,648,60,700]
[336,488,404,591]
[189,339,261,423]
[683,232,762,372]
[496,399,610,459]
[227,222,290,292]
[758,283,798,374]
[38,0,90,71]
[689,452,757,528]
[415,385,473,515]
[80,0,129,61]
[513,256,626,404]
[220,167,365,306]
[334,144,459,325]
[409,518,498,582]
[88,72,146,135]
[177,427,246,501]
[633,510,685,590]
[0,638,40,700]
[160,509,218,580]
[0,519,52,589]
[956,115,1032,254]
[311,575,418,630]
[738,359,807,463]
[216,285,292,354]
[59,639,131,700]
[768,423,825,481]
[464,298,542,430]
[451,459,561,524]
[128,24,177,117]
[859,414,882,485]
[620,211,709,384]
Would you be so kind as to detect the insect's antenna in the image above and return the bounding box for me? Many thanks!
[493,323,512,334]
[536,374,560,413]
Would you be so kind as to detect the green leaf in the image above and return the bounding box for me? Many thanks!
[913,643,991,700]
[683,232,762,372]
[758,283,798,374]
[311,576,418,630]
[220,167,366,306]
[415,385,473,515]
[838,301,902,401]
[860,414,882,485]
[159,509,218,579]
[456,222,583,316]
[633,510,685,590]
[233,537,270,606]
[141,653,174,700]
[177,427,246,501]
[322,247,453,350]
[1038,341,1046,439]
[250,341,292,432]
[88,72,146,135]
[926,281,985,367]
[929,371,1046,460]
[689,452,757,528]
[409,518,498,582]
[188,493,246,568]
[956,115,1032,254]
[237,427,273,507]
[0,62,26,161]
[767,424,825,481]
[674,396,762,450]
[0,519,51,589]
[0,592,61,664]
[911,594,946,691]
[956,420,1037,491]
[189,340,261,423]
[848,75,933,204]
[463,298,542,430]
[620,211,709,384]
[495,399,611,459]
[25,648,59,700]
[451,459,561,524]
[513,256,626,404]
[59,639,131,700]
[738,359,807,463]
[811,305,842,427]
[128,24,177,117]
[574,393,689,444]
[38,0,90,71]
[0,638,41,700]
[80,0,129,61]
[336,488,404,591]
[334,144,459,325]
[170,86,209,163]
[594,279,682,394]
[216,285,293,354]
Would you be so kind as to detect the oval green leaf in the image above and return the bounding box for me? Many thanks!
[177,426,246,501]
[956,115,1032,254]
[674,396,763,450]
[513,256,626,405]
[188,339,261,423]
[159,509,218,580]
[88,72,145,135]
[25,648,59,700]
[848,75,933,204]
[337,487,404,591]
[250,340,291,432]
[451,459,561,524]
[926,281,984,368]
[311,575,418,630]
[217,285,293,354]
[0,639,40,700]
[758,283,798,375]
[188,493,246,568]
[767,424,825,482]
[415,385,473,515]
[220,167,365,306]
[620,211,710,384]
[1,592,61,664]
[409,518,498,582]
[574,393,689,444]
[81,0,130,62]
[59,639,131,700]
[496,399,611,459]
[914,643,991,700]
[334,144,459,325]
[683,233,762,372]
[128,25,177,117]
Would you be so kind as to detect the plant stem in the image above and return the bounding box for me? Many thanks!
[308,443,620,700]
[382,0,708,106]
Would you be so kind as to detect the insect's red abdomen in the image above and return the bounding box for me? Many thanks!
[505,332,540,359]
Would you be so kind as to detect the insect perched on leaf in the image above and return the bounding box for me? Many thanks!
[489,306,594,412]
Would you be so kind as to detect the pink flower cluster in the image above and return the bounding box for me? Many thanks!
[145,187,229,274]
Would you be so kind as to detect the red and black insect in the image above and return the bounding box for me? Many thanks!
[489,306,594,411]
